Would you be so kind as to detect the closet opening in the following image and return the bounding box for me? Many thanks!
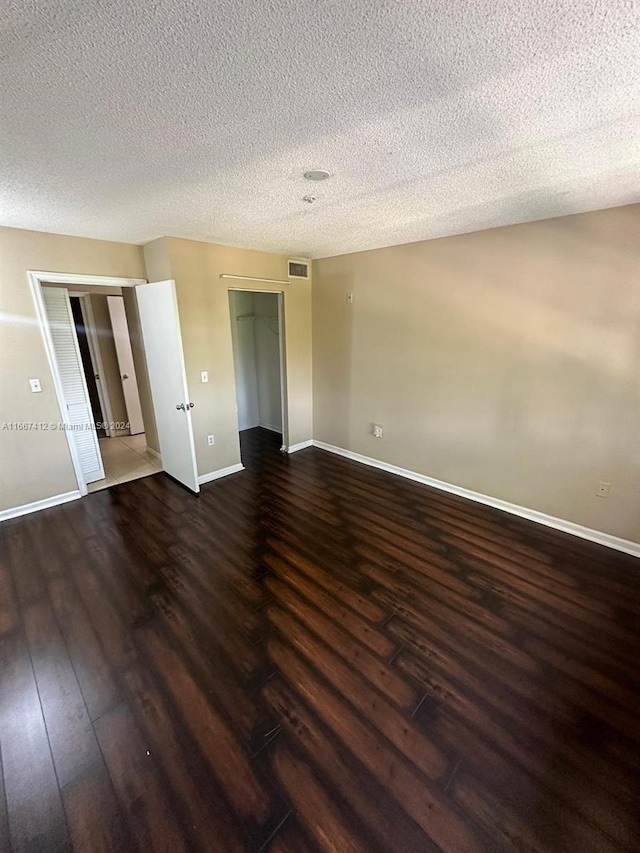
[229,290,287,462]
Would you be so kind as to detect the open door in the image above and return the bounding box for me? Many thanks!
[106,296,145,435]
[135,280,199,493]
[42,287,105,485]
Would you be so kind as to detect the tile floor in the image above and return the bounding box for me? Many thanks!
[87,433,162,493]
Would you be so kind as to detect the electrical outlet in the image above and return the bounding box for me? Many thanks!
[373,423,383,438]
[346,292,354,305]
[201,371,209,383]
[207,435,215,446]
[29,378,42,393]
[596,481,610,498]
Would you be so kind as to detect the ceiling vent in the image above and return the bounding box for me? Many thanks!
[288,259,310,280]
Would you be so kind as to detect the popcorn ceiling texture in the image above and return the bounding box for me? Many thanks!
[1,0,638,258]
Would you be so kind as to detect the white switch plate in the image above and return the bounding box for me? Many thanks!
[207,435,215,446]
[29,378,42,393]
[201,371,209,383]
[596,481,610,498]
[373,423,383,438]
[346,292,354,305]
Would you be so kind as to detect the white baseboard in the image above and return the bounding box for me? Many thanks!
[312,441,640,558]
[198,463,245,485]
[287,439,314,454]
[0,490,82,523]
[146,447,161,460]
[260,423,282,434]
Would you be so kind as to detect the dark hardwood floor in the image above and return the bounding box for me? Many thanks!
[1,427,639,852]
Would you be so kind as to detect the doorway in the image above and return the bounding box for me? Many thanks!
[29,271,201,497]
[45,285,162,492]
[229,290,287,460]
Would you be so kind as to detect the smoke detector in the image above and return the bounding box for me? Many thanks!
[303,170,331,181]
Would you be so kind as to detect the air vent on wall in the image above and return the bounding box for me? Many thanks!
[288,259,310,280]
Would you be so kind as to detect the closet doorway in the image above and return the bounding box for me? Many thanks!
[229,290,287,457]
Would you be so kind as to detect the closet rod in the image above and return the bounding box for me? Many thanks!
[220,274,289,285]
[235,314,278,320]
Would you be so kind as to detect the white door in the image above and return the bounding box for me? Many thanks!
[106,296,145,435]
[135,280,199,493]
[42,287,105,484]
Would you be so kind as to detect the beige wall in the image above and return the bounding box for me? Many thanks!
[313,205,640,544]
[144,237,313,476]
[0,226,145,511]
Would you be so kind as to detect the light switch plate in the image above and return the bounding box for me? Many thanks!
[29,378,42,393]
[201,371,209,383]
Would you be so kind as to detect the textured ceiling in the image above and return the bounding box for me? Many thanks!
[1,1,639,258]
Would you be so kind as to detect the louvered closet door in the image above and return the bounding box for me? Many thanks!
[42,287,105,484]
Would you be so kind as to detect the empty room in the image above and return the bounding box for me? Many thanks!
[0,2,638,852]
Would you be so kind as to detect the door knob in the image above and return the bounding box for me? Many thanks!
[187,402,194,408]
[176,403,186,411]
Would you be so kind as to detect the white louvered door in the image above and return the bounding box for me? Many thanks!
[42,287,105,484]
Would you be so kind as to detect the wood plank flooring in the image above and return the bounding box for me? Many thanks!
[0,426,639,852]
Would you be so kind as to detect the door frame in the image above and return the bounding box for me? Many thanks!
[27,271,146,496]
[228,288,290,451]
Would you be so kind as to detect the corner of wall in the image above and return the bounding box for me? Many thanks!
[142,237,172,282]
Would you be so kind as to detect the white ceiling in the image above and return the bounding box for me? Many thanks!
[1,0,638,259]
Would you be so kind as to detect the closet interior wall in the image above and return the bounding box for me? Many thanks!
[229,291,282,433]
